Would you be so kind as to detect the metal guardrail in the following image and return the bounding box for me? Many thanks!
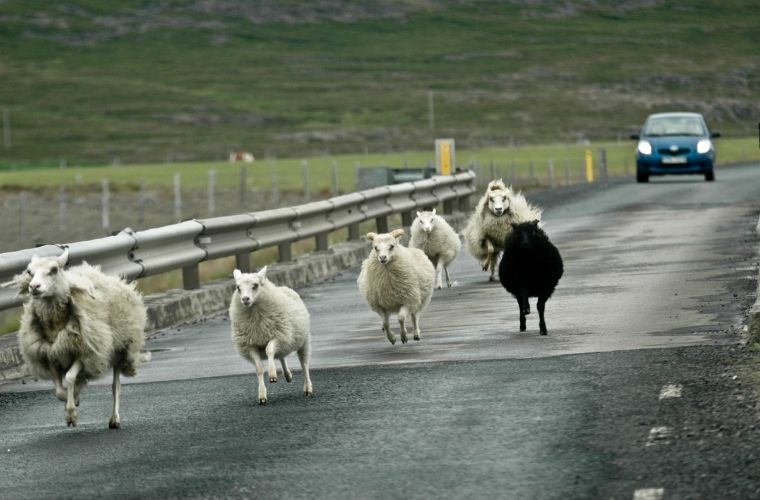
[0,171,476,312]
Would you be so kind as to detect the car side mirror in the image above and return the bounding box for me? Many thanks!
[710,132,721,138]
[629,134,640,140]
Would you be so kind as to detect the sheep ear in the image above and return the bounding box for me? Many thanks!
[257,266,267,280]
[366,232,377,241]
[233,269,242,281]
[416,211,421,219]
[431,208,436,216]
[390,228,405,239]
[531,219,540,226]
[57,248,69,267]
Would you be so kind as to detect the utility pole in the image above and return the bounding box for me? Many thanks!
[2,108,10,149]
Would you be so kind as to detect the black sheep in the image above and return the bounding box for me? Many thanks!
[498,220,563,335]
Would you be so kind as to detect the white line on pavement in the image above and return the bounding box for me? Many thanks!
[659,384,682,400]
[645,426,673,447]
[633,487,664,500]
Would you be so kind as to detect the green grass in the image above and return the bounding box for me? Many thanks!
[0,137,756,193]
[0,1,758,165]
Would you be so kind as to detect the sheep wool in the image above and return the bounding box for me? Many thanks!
[409,208,461,289]
[15,250,148,428]
[358,229,436,345]
[229,266,312,405]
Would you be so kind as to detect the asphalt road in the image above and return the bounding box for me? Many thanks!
[2,164,760,499]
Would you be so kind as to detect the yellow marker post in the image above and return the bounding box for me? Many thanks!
[435,139,455,175]
[585,149,594,182]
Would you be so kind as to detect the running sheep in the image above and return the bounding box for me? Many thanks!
[357,229,436,345]
[498,220,563,335]
[229,267,312,405]
[464,179,543,282]
[11,249,149,428]
[409,208,461,289]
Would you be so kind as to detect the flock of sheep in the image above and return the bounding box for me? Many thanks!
[8,179,562,428]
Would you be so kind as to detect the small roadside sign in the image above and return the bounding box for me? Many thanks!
[435,138,455,175]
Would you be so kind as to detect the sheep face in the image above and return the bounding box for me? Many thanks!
[416,209,437,234]
[367,229,404,265]
[233,267,267,308]
[487,190,510,217]
[510,220,542,249]
[25,250,69,298]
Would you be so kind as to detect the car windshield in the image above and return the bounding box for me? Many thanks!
[644,116,705,136]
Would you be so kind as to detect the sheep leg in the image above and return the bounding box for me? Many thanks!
[298,344,313,396]
[381,311,396,345]
[398,307,409,344]
[482,239,495,273]
[444,265,452,288]
[411,312,422,341]
[51,365,67,402]
[517,293,528,332]
[280,358,293,383]
[537,297,548,335]
[249,348,268,405]
[109,366,121,429]
[64,360,83,427]
[489,252,498,282]
[435,260,444,289]
[265,340,278,383]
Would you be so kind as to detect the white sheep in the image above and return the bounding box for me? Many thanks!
[12,249,149,428]
[357,229,436,345]
[229,266,312,405]
[409,208,461,289]
[464,179,542,282]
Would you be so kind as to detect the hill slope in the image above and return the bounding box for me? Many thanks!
[0,0,758,164]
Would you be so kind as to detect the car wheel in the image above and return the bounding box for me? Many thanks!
[636,172,649,183]
[705,170,715,182]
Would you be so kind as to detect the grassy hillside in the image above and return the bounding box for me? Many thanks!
[0,0,758,165]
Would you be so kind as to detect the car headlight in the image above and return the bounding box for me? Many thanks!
[637,140,652,155]
[696,139,712,154]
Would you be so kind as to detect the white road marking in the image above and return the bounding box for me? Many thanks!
[633,487,664,500]
[659,384,682,400]
[645,426,673,447]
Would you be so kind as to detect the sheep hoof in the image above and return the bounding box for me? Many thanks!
[414,335,421,341]
[400,338,408,344]
[520,326,527,332]
[284,373,293,383]
[269,377,277,383]
[387,337,396,345]
[108,419,121,430]
[258,398,267,405]
[66,414,77,427]
[489,276,496,282]
[436,284,443,290]
[540,329,548,336]
[304,390,313,397]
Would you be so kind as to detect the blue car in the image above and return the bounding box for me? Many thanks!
[631,112,720,183]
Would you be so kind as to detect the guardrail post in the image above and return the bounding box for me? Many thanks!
[235,252,251,273]
[376,216,388,234]
[458,194,470,213]
[278,242,292,262]
[443,198,455,215]
[348,222,360,240]
[316,232,329,252]
[182,264,200,290]
[401,211,413,227]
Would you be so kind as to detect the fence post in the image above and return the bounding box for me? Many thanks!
[138,179,146,226]
[598,148,608,184]
[174,173,182,222]
[348,222,360,240]
[564,159,571,186]
[270,159,279,203]
[529,161,535,184]
[489,161,495,180]
[510,161,517,185]
[58,186,67,232]
[18,191,26,243]
[207,169,217,216]
[302,160,310,202]
[354,161,361,191]
[239,165,247,207]
[331,161,339,197]
[548,159,555,188]
[623,157,629,176]
[101,179,110,232]
[316,233,329,252]
[402,211,413,227]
